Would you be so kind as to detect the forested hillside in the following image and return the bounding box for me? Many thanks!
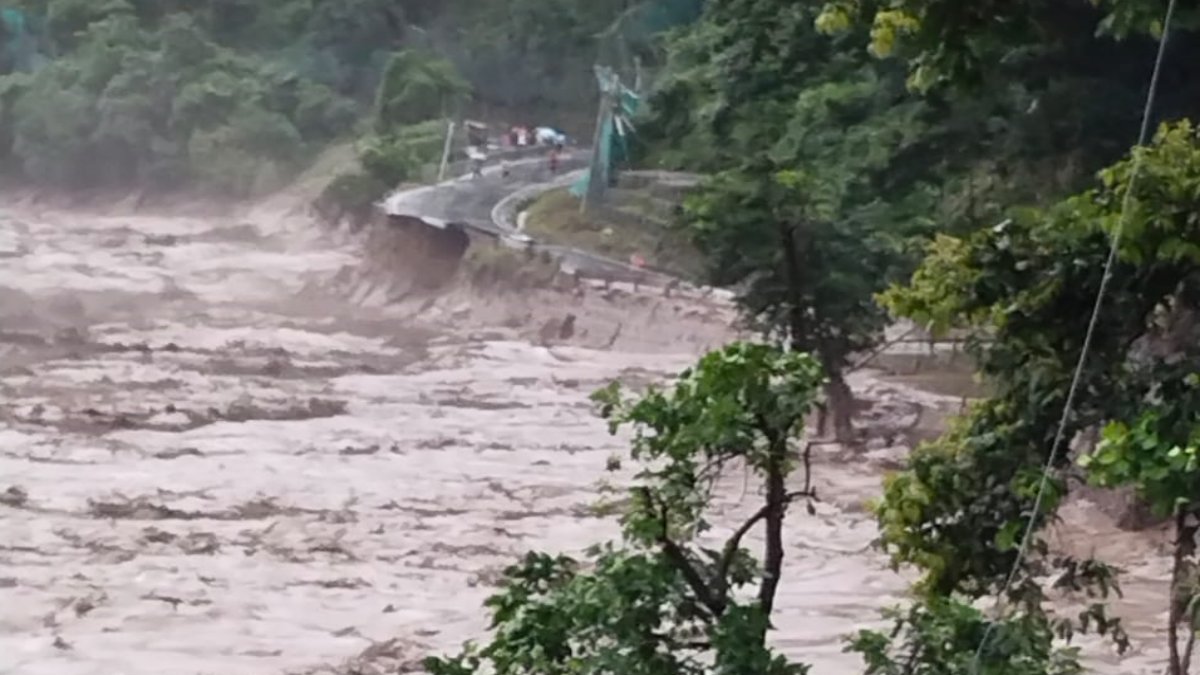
[0,0,675,194]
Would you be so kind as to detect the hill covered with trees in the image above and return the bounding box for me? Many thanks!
[0,0,676,194]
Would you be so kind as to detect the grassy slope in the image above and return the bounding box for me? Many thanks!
[523,187,704,280]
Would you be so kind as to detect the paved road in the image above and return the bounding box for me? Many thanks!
[379,152,679,287]
[381,153,588,232]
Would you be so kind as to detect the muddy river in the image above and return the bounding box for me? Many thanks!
[0,181,1180,674]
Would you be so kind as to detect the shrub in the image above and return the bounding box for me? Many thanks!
[315,170,388,228]
[373,49,470,132]
[358,133,426,186]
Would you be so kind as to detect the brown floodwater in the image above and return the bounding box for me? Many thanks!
[0,188,1177,674]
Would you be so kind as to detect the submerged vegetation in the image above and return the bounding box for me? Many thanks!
[7,0,1200,672]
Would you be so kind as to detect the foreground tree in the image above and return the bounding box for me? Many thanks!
[373,49,469,132]
[676,76,940,440]
[1084,399,1200,675]
[870,120,1200,670]
[425,342,823,675]
[848,597,1087,675]
[683,164,895,442]
[636,1,953,441]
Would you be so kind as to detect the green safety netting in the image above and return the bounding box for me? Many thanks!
[571,72,640,198]
[573,0,699,199]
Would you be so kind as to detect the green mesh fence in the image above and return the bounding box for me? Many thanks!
[570,74,639,198]
[573,0,699,199]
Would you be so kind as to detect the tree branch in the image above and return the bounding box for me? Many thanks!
[639,487,726,619]
[1179,515,1200,675]
[1169,508,1188,675]
[801,441,814,500]
[715,488,818,590]
[759,439,786,616]
[845,325,920,374]
[716,503,770,590]
[1181,595,1198,675]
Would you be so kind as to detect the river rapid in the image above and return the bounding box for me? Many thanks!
[0,185,1180,674]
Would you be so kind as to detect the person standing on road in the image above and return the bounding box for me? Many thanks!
[467,145,486,179]
[548,145,560,174]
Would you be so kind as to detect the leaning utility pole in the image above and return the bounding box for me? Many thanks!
[581,66,618,215]
[436,120,456,182]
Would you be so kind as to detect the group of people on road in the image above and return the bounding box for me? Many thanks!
[507,125,567,149]
[507,124,568,175]
[465,123,568,180]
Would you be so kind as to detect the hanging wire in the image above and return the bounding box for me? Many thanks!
[970,0,1179,670]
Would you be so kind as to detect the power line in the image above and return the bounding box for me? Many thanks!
[970,0,1179,670]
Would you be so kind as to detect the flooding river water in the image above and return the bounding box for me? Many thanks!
[0,181,1180,674]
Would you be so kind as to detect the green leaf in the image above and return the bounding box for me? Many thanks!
[995,520,1023,552]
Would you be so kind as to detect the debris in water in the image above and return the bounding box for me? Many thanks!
[0,485,29,508]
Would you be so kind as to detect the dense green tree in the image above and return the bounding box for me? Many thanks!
[793,0,1200,668]
[630,1,1200,670]
[848,597,1085,675]
[818,0,1200,90]
[44,0,132,50]
[813,0,1200,213]
[875,120,1200,672]
[373,49,470,132]
[637,0,950,438]
[0,3,360,193]
[10,73,94,185]
[0,0,678,193]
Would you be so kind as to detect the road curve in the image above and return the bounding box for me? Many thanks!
[380,152,588,231]
[380,153,682,287]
